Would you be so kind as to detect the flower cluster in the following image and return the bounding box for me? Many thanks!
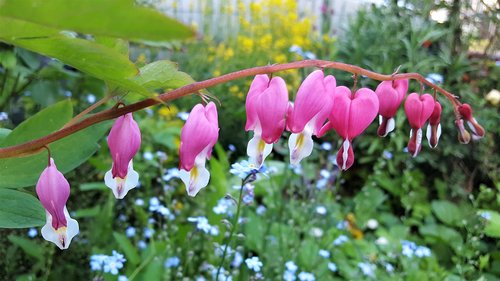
[90,250,126,275]
[401,240,432,258]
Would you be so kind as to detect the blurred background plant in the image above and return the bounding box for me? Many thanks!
[0,0,498,280]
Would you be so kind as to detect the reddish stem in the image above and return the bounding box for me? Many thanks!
[0,59,461,159]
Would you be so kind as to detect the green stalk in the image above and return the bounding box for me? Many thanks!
[215,179,246,279]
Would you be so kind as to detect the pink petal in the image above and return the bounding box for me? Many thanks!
[180,102,219,171]
[255,76,289,143]
[329,86,379,139]
[288,70,335,134]
[108,113,141,179]
[404,93,435,129]
[36,158,70,230]
[245,75,270,131]
[375,79,408,118]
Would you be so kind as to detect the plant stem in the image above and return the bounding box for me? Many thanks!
[215,180,245,279]
[0,59,464,158]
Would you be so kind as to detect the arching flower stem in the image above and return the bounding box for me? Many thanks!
[0,59,464,159]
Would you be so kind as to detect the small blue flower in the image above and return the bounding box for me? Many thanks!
[228,144,236,151]
[125,227,136,238]
[230,160,260,179]
[118,275,128,281]
[164,256,180,268]
[0,112,9,121]
[414,246,431,258]
[328,262,338,272]
[320,142,332,151]
[135,198,144,206]
[163,168,180,181]
[177,112,189,121]
[149,197,161,212]
[245,256,263,272]
[137,240,147,249]
[425,73,444,84]
[143,228,155,238]
[382,150,393,159]
[298,271,315,281]
[318,249,330,258]
[187,216,213,234]
[284,270,296,281]
[401,240,417,257]
[303,51,316,60]
[256,205,266,215]
[358,262,376,277]
[231,252,243,267]
[285,261,298,272]
[383,262,394,273]
[480,211,491,220]
[213,197,233,215]
[143,151,154,161]
[27,228,38,238]
[333,235,348,246]
[86,94,96,103]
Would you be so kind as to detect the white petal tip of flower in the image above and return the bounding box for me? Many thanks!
[247,135,273,167]
[104,162,139,199]
[180,166,210,197]
[288,132,314,165]
[426,123,442,148]
[378,116,396,137]
[41,208,79,250]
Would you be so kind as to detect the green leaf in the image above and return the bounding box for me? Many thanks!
[0,128,11,142]
[134,60,195,91]
[431,200,462,226]
[0,0,194,42]
[480,210,500,238]
[0,189,44,228]
[1,100,72,147]
[0,17,146,93]
[0,100,110,188]
[113,232,140,265]
[8,235,44,260]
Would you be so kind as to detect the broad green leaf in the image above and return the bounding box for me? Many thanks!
[79,182,107,192]
[0,189,44,228]
[480,210,500,238]
[1,99,72,147]
[0,17,147,94]
[431,200,462,226]
[0,128,11,142]
[134,60,195,91]
[8,235,44,260]
[0,0,194,42]
[113,232,140,265]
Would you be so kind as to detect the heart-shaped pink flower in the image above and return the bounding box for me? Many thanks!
[319,86,379,170]
[375,79,408,137]
[404,93,435,157]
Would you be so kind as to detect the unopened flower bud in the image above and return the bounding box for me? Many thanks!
[455,119,471,144]
[426,101,442,148]
[458,103,485,138]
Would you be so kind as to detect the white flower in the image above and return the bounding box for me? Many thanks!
[375,237,389,246]
[310,227,323,237]
[366,219,379,229]
[298,271,315,281]
[315,206,327,215]
[245,256,263,272]
[285,261,298,272]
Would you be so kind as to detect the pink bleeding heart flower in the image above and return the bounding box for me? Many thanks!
[375,79,409,137]
[319,86,379,170]
[245,74,288,166]
[458,103,485,139]
[179,102,219,196]
[287,70,336,164]
[404,93,435,157]
[426,101,442,148]
[105,113,141,199]
[36,158,79,250]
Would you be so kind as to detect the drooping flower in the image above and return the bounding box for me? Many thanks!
[36,158,79,250]
[458,103,485,139]
[426,101,442,148]
[245,74,288,166]
[375,79,408,136]
[104,113,141,199]
[319,86,379,170]
[179,102,219,196]
[287,70,335,164]
[404,93,435,157]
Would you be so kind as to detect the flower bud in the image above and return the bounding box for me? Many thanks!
[458,103,485,138]
[455,119,471,144]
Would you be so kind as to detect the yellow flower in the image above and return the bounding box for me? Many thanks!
[486,89,500,106]
[213,70,221,77]
[158,105,178,120]
[229,85,240,93]
[274,54,287,63]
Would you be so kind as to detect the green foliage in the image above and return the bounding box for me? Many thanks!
[0,189,44,228]
[0,0,194,42]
